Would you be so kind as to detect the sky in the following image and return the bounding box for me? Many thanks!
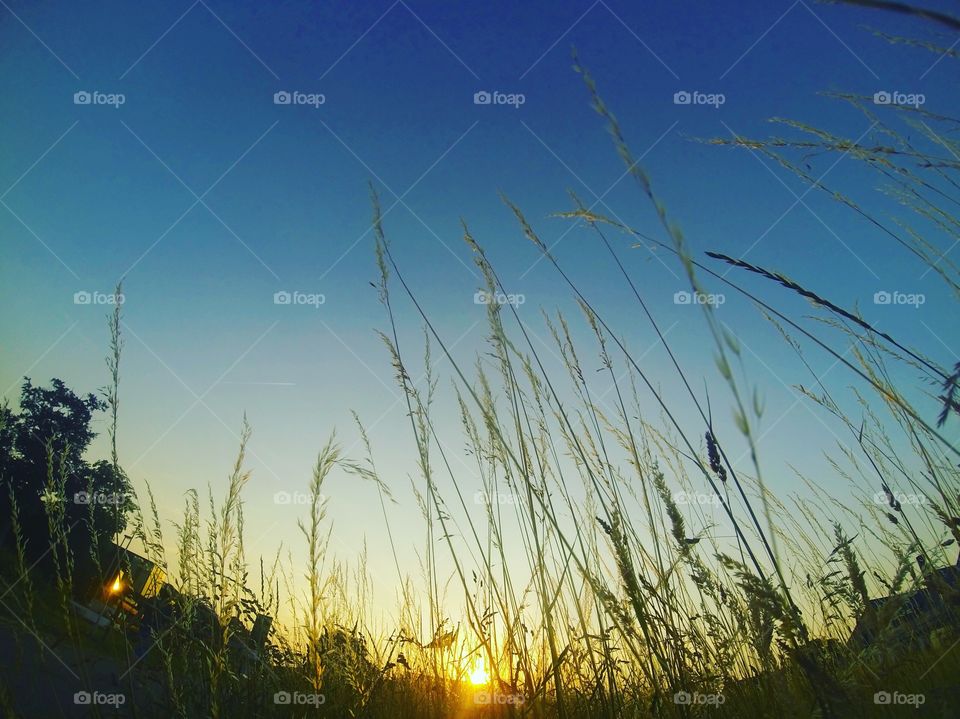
[1,0,958,625]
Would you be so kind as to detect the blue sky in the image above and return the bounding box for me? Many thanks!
[2,0,958,616]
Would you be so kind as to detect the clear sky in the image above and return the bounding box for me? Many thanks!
[2,1,958,621]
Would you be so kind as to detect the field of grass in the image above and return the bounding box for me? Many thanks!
[1,4,959,718]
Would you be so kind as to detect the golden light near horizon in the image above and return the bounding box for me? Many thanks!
[468,656,490,686]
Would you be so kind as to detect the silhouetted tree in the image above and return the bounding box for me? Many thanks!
[0,378,134,569]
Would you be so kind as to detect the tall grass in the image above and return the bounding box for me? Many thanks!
[1,4,959,717]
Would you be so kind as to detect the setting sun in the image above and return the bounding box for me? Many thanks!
[467,656,489,686]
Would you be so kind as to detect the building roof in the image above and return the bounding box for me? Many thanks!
[848,564,960,649]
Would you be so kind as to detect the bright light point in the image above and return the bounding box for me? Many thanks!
[110,575,122,593]
[468,656,489,685]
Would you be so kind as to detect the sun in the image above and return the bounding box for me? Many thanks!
[109,575,122,594]
[468,656,490,686]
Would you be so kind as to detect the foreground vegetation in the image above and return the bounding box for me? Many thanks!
[1,3,959,717]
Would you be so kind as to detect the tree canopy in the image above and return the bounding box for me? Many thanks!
[0,377,135,558]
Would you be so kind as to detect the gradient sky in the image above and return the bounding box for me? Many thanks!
[2,1,958,622]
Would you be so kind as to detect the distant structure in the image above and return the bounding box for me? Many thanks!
[847,554,960,652]
[76,538,274,666]
[107,542,167,603]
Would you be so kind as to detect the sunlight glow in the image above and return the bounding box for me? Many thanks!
[109,575,122,594]
[468,656,490,686]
